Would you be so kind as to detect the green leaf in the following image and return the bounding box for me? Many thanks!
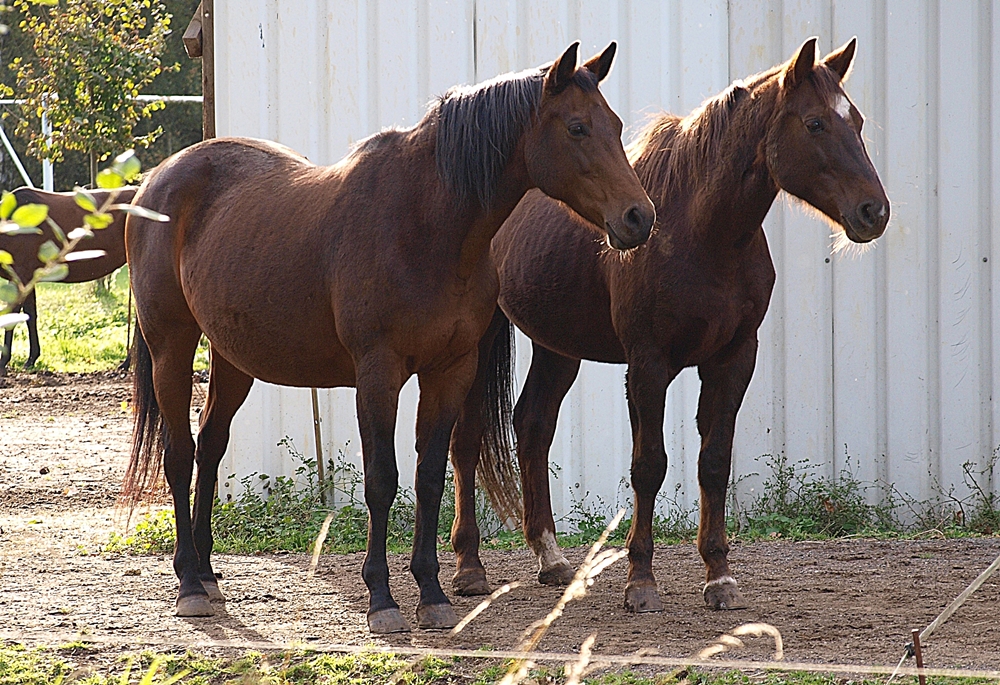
[35,263,69,282]
[112,203,169,223]
[0,224,42,236]
[11,203,49,228]
[0,191,16,220]
[0,282,18,305]
[36,239,59,263]
[84,212,114,229]
[96,168,125,189]
[0,250,12,266]
[74,189,97,212]
[111,149,142,181]
[0,312,29,329]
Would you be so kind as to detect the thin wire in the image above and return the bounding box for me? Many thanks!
[3,630,998,680]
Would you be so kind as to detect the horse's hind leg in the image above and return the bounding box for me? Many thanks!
[696,339,756,610]
[355,352,409,633]
[514,343,580,586]
[144,322,208,616]
[191,350,254,603]
[449,309,509,596]
[0,299,19,374]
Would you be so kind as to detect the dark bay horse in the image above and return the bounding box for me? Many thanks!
[123,42,655,633]
[0,187,136,373]
[450,38,889,612]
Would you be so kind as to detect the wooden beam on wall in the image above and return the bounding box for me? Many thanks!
[201,0,215,140]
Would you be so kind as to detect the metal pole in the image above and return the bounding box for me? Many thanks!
[0,122,34,187]
[310,387,327,506]
[41,94,53,191]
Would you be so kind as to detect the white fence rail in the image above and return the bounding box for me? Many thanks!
[215,0,1000,522]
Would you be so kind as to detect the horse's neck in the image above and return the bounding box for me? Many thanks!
[677,86,780,251]
[456,141,531,279]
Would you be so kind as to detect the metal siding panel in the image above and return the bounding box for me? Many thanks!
[937,2,984,498]
[831,0,886,489]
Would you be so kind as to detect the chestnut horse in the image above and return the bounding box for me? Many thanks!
[123,43,655,633]
[450,38,889,612]
[0,187,136,373]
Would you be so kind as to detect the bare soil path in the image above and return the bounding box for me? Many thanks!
[2,373,998,673]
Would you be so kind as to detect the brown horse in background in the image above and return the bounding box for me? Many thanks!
[123,42,654,634]
[0,186,137,373]
[450,38,889,613]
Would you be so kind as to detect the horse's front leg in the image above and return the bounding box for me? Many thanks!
[696,337,757,610]
[355,353,408,633]
[412,352,479,629]
[623,357,676,613]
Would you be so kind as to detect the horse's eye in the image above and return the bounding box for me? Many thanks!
[568,123,589,138]
[805,118,825,134]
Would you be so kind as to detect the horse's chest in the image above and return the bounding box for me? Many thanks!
[657,271,767,368]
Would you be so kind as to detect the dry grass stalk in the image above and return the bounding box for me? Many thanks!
[564,633,605,685]
[696,622,784,661]
[308,512,335,579]
[451,582,521,635]
[498,509,629,685]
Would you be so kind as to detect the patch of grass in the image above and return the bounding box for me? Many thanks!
[0,645,458,684]
[4,271,210,373]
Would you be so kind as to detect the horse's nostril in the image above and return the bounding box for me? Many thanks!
[858,200,883,228]
[623,205,653,235]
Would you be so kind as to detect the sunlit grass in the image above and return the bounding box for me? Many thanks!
[4,271,209,373]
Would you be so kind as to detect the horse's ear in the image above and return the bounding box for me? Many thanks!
[583,42,617,82]
[783,37,818,89]
[823,37,857,82]
[545,42,580,93]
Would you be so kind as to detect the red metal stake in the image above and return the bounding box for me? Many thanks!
[911,629,927,685]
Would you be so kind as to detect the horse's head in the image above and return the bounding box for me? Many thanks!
[766,37,889,243]
[524,42,655,250]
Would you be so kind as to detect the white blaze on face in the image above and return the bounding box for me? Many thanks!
[833,94,851,120]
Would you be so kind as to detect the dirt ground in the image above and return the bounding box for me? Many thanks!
[2,372,999,675]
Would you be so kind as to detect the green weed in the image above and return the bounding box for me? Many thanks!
[107,436,513,556]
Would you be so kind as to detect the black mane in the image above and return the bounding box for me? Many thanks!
[433,65,598,210]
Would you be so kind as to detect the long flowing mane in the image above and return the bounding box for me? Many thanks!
[627,61,848,205]
[626,80,753,201]
[433,66,597,210]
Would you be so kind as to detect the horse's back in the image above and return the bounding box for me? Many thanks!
[495,190,625,363]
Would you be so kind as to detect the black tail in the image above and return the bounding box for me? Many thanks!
[476,313,523,527]
[121,324,164,512]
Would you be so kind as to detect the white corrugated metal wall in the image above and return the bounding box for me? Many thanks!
[214,1,1000,522]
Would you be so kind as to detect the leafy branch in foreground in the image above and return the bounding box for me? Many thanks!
[0,150,165,334]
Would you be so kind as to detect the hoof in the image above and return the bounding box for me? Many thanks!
[704,577,747,610]
[624,584,663,613]
[368,608,411,634]
[202,580,226,603]
[176,594,215,617]
[416,603,459,630]
[453,569,491,596]
[537,561,575,586]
